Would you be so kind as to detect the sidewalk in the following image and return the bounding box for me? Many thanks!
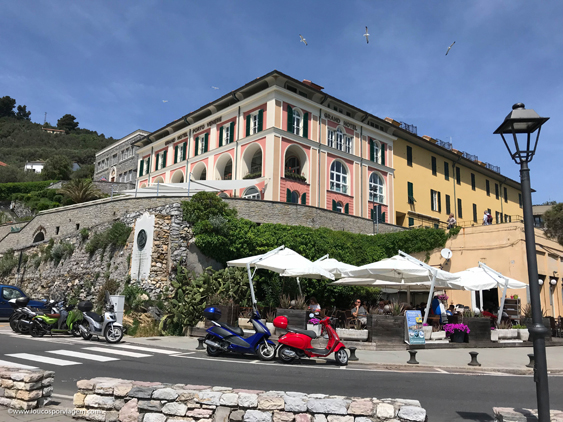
[124,335,563,374]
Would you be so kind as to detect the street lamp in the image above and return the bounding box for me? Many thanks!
[494,103,550,421]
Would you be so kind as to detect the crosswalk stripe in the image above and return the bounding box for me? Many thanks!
[6,353,81,366]
[82,347,151,358]
[47,350,120,362]
[112,344,178,355]
[0,359,38,369]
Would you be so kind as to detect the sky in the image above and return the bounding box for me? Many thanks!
[1,0,561,203]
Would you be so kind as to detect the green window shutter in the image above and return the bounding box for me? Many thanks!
[147,157,150,173]
[381,143,386,166]
[139,160,144,177]
[246,115,251,136]
[438,192,442,213]
[301,192,306,205]
[230,122,234,143]
[344,203,349,214]
[430,189,434,210]
[258,109,263,132]
[381,212,386,223]
[408,182,414,204]
[155,153,159,170]
[287,105,293,132]
[182,142,187,160]
[303,112,309,139]
[219,126,223,147]
[194,137,199,157]
[204,133,209,153]
[408,217,414,227]
[407,146,412,166]
[370,208,374,220]
[163,150,167,168]
[369,139,374,162]
[174,146,178,164]
[286,188,292,202]
[332,199,337,211]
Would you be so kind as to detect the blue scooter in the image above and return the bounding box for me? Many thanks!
[203,306,276,361]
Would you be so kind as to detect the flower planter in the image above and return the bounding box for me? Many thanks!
[450,330,466,343]
[423,326,433,340]
[497,329,518,340]
[307,324,321,337]
[276,309,307,330]
[369,315,404,344]
[518,328,529,341]
[464,318,492,342]
[523,318,552,340]
[491,330,499,342]
[336,328,369,341]
[430,331,446,340]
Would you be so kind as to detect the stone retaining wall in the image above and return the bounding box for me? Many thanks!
[74,377,427,422]
[0,367,54,410]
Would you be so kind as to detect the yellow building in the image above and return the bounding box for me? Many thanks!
[390,131,523,228]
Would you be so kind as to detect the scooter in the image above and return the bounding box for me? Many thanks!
[9,297,49,334]
[204,306,276,361]
[78,292,123,343]
[274,315,349,366]
[27,300,83,337]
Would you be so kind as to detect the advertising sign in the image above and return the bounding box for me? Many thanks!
[405,310,425,345]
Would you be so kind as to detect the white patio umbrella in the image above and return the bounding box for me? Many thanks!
[227,246,335,309]
[331,279,434,304]
[314,255,358,278]
[339,250,461,324]
[450,263,527,325]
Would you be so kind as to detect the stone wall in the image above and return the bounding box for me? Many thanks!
[0,367,54,410]
[0,196,405,254]
[0,221,24,243]
[73,377,427,422]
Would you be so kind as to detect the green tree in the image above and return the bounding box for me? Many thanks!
[71,164,95,180]
[58,178,102,203]
[16,105,31,121]
[57,114,79,133]
[42,155,72,180]
[0,96,16,117]
[544,203,563,246]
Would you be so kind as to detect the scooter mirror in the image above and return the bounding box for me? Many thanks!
[309,313,314,318]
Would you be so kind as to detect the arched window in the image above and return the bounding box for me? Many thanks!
[200,168,207,180]
[223,160,232,180]
[33,232,45,243]
[285,156,301,175]
[336,128,343,151]
[250,150,262,175]
[336,202,343,213]
[330,161,348,194]
[369,173,385,203]
[243,186,261,200]
[292,110,301,135]
[370,139,381,163]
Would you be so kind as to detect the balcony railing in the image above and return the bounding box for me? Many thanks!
[462,152,478,162]
[400,121,417,135]
[485,163,501,173]
[435,139,452,150]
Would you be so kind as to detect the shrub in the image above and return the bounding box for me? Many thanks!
[0,181,57,201]
[96,279,120,310]
[80,228,89,242]
[0,249,18,276]
[85,222,132,256]
[122,284,150,312]
[50,241,74,266]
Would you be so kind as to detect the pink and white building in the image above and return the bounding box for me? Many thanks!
[134,71,396,223]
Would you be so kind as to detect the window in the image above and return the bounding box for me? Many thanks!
[329,161,348,194]
[369,173,384,203]
[194,133,209,156]
[292,110,301,135]
[247,109,264,136]
[456,167,461,185]
[76,224,80,230]
[504,187,508,203]
[370,206,385,223]
[243,186,261,200]
[223,161,232,180]
[486,180,490,196]
[408,217,414,227]
[250,150,262,175]
[495,183,499,199]
[473,204,477,223]
[407,146,413,167]
[431,157,437,176]
[327,129,334,148]
[2,287,23,300]
[519,193,522,208]
[285,156,301,175]
[495,211,500,224]
[457,199,463,219]
[335,202,343,213]
[336,128,343,151]
[445,194,451,215]
[369,139,385,165]
[219,122,234,147]
[407,182,415,204]
[430,189,441,212]
[471,173,476,191]
[504,214,509,223]
[444,162,449,181]
[345,135,353,154]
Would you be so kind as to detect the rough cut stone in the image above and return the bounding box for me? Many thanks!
[144,413,167,422]
[74,393,86,407]
[197,391,223,405]
[295,414,312,422]
[84,394,115,409]
[42,386,53,397]
[77,379,94,391]
[114,383,133,397]
[42,378,54,387]
[308,394,328,399]
[138,400,163,412]
[284,397,307,413]
[4,389,16,398]
[127,386,156,399]
[13,381,42,391]
[154,387,179,401]
[162,402,188,416]
[10,399,38,410]
[354,418,374,422]
[307,399,348,415]
[16,389,42,401]
[273,411,295,422]
[1,379,14,388]
[258,396,285,410]
[348,400,373,416]
[285,392,307,398]
[178,391,196,401]
[326,417,353,422]
[118,398,139,422]
[186,408,214,418]
[397,406,426,422]
[213,387,233,392]
[22,373,43,383]
[239,393,259,408]
[106,410,119,422]
[10,373,25,382]
[214,405,232,422]
[244,410,272,422]
[220,393,239,406]
[376,403,395,419]
[230,410,246,422]
[313,415,327,422]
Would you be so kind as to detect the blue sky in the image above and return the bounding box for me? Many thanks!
[1,0,561,203]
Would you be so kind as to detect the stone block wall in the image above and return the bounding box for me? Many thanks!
[74,377,427,422]
[0,367,54,410]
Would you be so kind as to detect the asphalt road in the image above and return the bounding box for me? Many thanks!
[1,330,562,422]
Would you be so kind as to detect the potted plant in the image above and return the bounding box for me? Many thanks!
[513,324,529,341]
[307,317,322,337]
[437,293,449,305]
[422,323,433,340]
[497,321,517,339]
[430,325,446,340]
[443,323,470,343]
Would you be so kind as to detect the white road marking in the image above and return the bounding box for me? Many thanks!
[6,353,81,366]
[47,350,120,362]
[0,359,38,369]
[436,368,448,373]
[82,347,151,358]
[113,344,179,355]
[52,393,74,400]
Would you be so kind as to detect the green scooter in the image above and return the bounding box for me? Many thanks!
[28,300,83,337]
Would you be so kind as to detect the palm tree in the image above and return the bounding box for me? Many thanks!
[58,179,102,204]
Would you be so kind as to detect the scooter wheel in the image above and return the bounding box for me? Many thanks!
[17,319,30,335]
[256,342,276,361]
[104,325,123,344]
[278,345,295,364]
[80,323,93,341]
[30,322,45,338]
[334,349,348,366]
[206,340,223,357]
[10,316,21,333]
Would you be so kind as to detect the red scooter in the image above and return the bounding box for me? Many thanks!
[273,315,348,366]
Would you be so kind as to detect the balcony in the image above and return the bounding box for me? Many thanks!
[435,139,452,150]
[400,121,417,135]
[485,163,501,173]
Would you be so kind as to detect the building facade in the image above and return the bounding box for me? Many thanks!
[94,130,149,184]
[24,161,45,173]
[134,70,522,227]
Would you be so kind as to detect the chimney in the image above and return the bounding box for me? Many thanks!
[384,117,401,127]
[302,80,324,91]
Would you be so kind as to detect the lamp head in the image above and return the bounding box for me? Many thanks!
[494,103,549,165]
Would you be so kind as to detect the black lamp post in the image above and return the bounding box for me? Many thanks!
[494,103,550,421]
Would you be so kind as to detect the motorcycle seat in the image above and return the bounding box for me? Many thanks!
[86,312,104,323]
[46,314,60,318]
[219,322,244,336]
[287,327,317,339]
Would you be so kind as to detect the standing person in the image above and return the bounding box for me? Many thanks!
[351,299,368,325]
[447,213,457,229]
[483,210,490,225]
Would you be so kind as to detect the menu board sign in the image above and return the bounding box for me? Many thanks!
[405,310,425,345]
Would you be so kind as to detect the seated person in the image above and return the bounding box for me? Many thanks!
[446,304,455,316]
[351,299,368,325]
[308,297,321,313]
[373,300,386,314]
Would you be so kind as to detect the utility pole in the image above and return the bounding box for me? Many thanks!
[44,112,47,125]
